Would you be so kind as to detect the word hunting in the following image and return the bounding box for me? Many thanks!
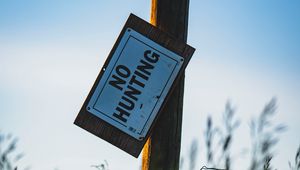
[108,50,160,123]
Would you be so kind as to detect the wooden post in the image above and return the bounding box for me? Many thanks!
[142,0,190,169]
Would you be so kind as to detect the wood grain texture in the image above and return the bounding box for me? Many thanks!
[143,0,191,169]
[74,13,194,158]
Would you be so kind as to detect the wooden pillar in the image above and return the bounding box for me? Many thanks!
[142,0,190,169]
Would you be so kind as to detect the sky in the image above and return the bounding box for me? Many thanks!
[0,0,300,170]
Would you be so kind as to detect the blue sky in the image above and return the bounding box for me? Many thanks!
[1,1,300,170]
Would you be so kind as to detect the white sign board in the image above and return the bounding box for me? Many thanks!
[87,28,184,140]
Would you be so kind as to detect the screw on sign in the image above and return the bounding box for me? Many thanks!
[74,14,195,158]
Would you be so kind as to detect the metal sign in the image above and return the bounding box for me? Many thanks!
[74,13,195,157]
[87,28,183,140]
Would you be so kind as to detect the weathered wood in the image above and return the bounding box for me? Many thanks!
[74,13,194,158]
[142,0,190,169]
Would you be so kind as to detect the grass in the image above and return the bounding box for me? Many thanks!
[190,98,298,170]
[1,98,299,170]
[289,145,300,170]
[0,132,26,170]
[249,98,287,170]
[91,160,109,170]
[202,101,240,170]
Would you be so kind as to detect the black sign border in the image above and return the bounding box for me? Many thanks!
[74,13,195,158]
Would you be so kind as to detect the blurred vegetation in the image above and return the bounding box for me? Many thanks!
[0,132,28,170]
[204,101,240,169]
[91,160,109,170]
[248,98,287,170]
[1,98,299,170]
[289,144,300,170]
[181,98,300,170]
